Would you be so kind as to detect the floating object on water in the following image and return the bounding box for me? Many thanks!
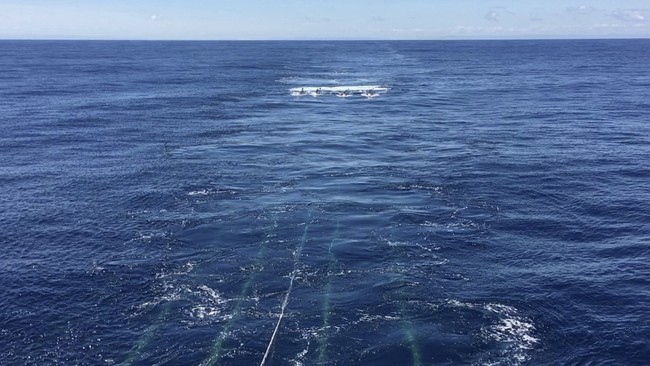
[290,85,389,98]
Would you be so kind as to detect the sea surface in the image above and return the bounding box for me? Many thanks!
[1,40,649,365]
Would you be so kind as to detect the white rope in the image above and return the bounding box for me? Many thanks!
[259,270,297,366]
[259,215,310,366]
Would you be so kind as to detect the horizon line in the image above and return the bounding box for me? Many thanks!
[1,36,649,42]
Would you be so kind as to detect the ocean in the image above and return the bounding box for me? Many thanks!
[1,39,649,365]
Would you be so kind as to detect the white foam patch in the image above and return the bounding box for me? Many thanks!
[359,313,401,323]
[126,231,170,245]
[386,239,408,247]
[396,184,444,193]
[190,285,226,320]
[155,261,195,279]
[131,262,197,316]
[482,304,538,364]
[446,299,538,365]
[187,188,238,197]
[421,220,486,234]
[132,285,183,315]
[289,85,389,98]
[289,342,310,366]
[377,236,444,260]
[348,310,402,327]
[188,189,212,196]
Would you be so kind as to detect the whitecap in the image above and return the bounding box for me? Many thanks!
[188,285,230,322]
[444,299,538,365]
[188,189,212,196]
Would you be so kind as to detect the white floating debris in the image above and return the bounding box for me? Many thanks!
[289,85,389,98]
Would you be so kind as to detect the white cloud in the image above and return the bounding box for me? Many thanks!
[151,15,158,21]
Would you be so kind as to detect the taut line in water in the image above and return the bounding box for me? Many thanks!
[317,219,341,363]
[259,212,311,366]
[121,303,172,366]
[200,217,277,366]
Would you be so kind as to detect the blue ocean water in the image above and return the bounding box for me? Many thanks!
[1,39,649,365]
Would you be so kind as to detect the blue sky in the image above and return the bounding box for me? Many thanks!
[1,1,649,40]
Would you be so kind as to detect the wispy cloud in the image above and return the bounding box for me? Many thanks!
[566,6,596,14]
[452,24,525,36]
[371,16,387,23]
[611,9,649,22]
[484,11,499,22]
[390,28,426,36]
[484,8,514,22]
[305,16,331,23]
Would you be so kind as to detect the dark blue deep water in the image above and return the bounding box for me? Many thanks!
[1,40,650,365]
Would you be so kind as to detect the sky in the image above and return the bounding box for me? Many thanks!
[1,0,649,40]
